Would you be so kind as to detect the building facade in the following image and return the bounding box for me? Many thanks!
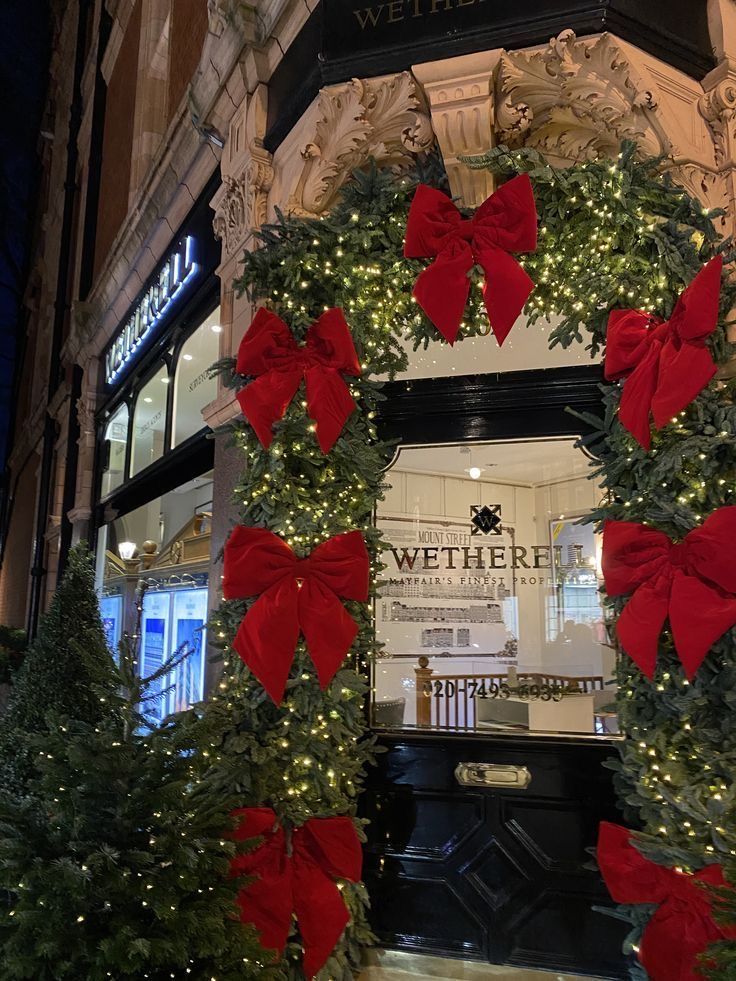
[3,0,736,974]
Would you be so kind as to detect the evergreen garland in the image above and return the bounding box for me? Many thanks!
[464,143,736,976]
[202,164,452,979]
[206,145,736,977]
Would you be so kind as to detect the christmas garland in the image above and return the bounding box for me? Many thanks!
[205,145,736,979]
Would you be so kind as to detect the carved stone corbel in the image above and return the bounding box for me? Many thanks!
[699,72,736,168]
[412,52,498,207]
[700,56,736,251]
[495,30,672,165]
[289,72,434,216]
[206,0,257,40]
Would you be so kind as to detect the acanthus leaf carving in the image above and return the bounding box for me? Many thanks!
[496,30,672,165]
[291,71,434,216]
[213,174,247,256]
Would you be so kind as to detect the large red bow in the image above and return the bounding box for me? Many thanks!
[230,807,362,979]
[404,175,537,345]
[222,528,369,703]
[598,822,736,980]
[602,507,736,678]
[604,257,722,449]
[236,307,361,453]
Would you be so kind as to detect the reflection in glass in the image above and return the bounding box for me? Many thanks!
[100,403,129,496]
[94,471,214,720]
[172,307,220,446]
[372,439,617,738]
[130,369,169,476]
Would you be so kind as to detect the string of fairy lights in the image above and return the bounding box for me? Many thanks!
[198,149,736,974]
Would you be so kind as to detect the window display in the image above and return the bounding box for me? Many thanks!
[95,472,213,718]
[130,366,168,476]
[99,592,122,654]
[100,403,129,496]
[172,307,220,446]
[372,439,617,737]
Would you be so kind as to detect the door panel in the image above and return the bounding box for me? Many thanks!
[367,370,628,978]
[363,732,629,978]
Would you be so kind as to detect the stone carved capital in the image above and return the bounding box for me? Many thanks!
[496,30,672,164]
[213,84,274,255]
[213,174,247,255]
[75,393,97,437]
[212,156,274,255]
[699,72,736,167]
[206,0,255,38]
[290,72,433,216]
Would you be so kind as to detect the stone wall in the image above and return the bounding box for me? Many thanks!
[8,0,736,617]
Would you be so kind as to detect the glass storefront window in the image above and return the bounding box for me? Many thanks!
[100,403,129,497]
[95,471,214,721]
[172,307,220,447]
[378,314,601,383]
[130,367,169,476]
[372,439,617,738]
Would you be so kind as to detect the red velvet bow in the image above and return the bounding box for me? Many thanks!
[604,257,722,449]
[230,807,362,979]
[404,175,537,345]
[222,527,369,703]
[598,822,736,980]
[236,307,361,453]
[602,507,736,678]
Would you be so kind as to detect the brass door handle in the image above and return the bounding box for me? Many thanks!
[454,762,531,789]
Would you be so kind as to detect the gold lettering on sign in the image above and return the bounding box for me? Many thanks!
[353,4,384,28]
[387,0,404,20]
[352,0,488,30]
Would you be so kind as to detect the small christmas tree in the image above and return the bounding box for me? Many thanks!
[0,589,275,980]
[0,544,117,795]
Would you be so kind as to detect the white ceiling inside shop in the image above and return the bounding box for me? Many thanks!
[378,313,600,382]
[390,438,593,486]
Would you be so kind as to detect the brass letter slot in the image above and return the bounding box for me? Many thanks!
[454,763,531,789]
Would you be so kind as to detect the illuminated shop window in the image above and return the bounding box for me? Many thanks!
[379,314,601,383]
[372,439,617,738]
[95,471,214,720]
[172,307,220,447]
[100,403,129,497]
[130,367,169,476]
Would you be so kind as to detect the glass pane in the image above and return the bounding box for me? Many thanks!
[373,440,617,738]
[131,368,169,476]
[378,314,600,382]
[100,403,129,496]
[172,307,220,447]
[94,471,214,719]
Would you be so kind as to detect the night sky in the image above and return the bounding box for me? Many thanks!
[0,1,51,471]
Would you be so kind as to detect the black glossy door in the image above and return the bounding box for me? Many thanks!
[367,367,629,978]
[363,732,628,978]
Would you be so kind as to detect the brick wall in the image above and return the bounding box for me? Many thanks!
[167,0,208,123]
[93,0,142,282]
[0,458,38,628]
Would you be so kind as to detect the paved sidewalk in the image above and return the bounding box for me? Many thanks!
[360,950,605,980]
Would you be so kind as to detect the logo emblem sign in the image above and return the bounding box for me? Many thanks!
[470,504,503,536]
